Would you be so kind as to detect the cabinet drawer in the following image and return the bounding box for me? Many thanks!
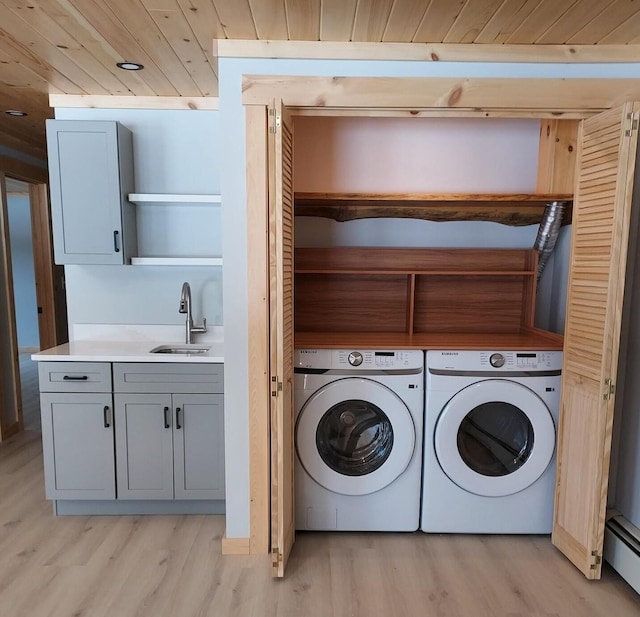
[113,363,223,394]
[38,362,112,393]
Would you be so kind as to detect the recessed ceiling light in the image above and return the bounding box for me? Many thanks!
[117,61,144,71]
[5,110,28,117]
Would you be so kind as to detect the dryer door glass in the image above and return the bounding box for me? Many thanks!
[316,400,393,476]
[457,402,534,477]
[434,379,556,497]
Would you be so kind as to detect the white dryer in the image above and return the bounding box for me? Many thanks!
[422,349,562,534]
[295,349,423,531]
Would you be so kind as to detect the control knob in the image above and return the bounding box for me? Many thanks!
[348,351,363,366]
[490,353,505,368]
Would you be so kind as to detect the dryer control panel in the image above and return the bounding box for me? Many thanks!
[427,350,563,372]
[295,349,424,372]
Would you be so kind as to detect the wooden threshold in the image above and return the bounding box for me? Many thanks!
[295,192,573,226]
[294,328,563,351]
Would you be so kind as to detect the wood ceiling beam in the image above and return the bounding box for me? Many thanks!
[0,157,47,183]
[216,39,640,63]
[48,94,218,109]
[241,75,640,113]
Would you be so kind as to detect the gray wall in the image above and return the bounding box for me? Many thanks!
[52,108,222,332]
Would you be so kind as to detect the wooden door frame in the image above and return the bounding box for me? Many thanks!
[0,170,21,439]
[242,75,640,556]
[0,158,64,350]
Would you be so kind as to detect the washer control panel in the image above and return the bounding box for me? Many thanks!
[295,349,424,371]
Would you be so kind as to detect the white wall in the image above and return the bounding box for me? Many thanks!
[218,57,640,539]
[52,108,222,334]
[294,115,541,249]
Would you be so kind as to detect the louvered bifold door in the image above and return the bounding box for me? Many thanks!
[269,100,295,578]
[552,103,640,579]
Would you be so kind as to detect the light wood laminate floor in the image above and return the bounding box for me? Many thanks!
[1,431,640,617]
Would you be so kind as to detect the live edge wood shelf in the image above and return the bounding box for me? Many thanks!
[295,192,573,226]
[294,247,563,351]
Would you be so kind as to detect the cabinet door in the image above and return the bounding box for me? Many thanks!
[173,393,225,500]
[553,103,640,578]
[114,393,174,499]
[40,392,115,499]
[46,120,135,265]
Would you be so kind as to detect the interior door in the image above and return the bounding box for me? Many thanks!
[269,100,295,577]
[29,182,68,349]
[0,171,22,439]
[553,102,640,579]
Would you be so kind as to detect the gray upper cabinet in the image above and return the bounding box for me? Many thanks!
[46,119,137,264]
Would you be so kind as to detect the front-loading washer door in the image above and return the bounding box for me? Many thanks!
[296,377,416,496]
[434,379,556,497]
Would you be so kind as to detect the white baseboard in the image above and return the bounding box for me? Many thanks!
[604,516,640,595]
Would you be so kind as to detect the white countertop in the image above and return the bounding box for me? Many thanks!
[31,340,224,364]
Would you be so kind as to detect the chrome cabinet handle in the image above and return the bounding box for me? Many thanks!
[103,406,111,428]
[176,407,182,430]
[163,406,170,429]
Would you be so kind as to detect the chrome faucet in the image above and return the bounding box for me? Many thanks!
[178,282,207,344]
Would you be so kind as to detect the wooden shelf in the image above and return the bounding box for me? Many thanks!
[128,193,221,204]
[295,328,563,351]
[296,269,535,276]
[295,247,539,339]
[130,257,222,266]
[295,192,573,226]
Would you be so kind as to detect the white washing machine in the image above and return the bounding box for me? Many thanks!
[294,349,423,531]
[422,349,562,534]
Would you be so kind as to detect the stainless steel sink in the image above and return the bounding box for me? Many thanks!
[149,344,211,355]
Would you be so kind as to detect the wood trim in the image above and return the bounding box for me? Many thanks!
[217,40,640,64]
[246,104,270,556]
[48,95,219,110]
[293,108,594,120]
[0,157,47,184]
[221,535,251,555]
[537,120,579,193]
[242,76,640,113]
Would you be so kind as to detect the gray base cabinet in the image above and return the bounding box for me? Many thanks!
[40,393,115,500]
[173,393,224,499]
[38,362,115,500]
[114,391,225,500]
[38,361,224,509]
[46,119,136,265]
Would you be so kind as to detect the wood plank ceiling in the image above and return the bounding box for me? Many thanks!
[2,0,640,162]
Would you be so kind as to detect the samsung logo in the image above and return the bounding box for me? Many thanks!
[441,352,459,356]
[299,350,317,354]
